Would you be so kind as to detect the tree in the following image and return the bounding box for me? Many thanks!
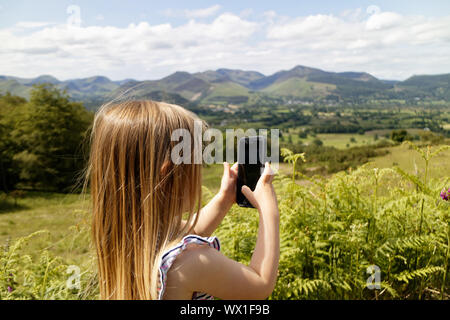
[298,130,307,139]
[390,130,412,143]
[12,84,92,191]
[288,135,293,144]
[0,94,27,192]
[0,114,9,191]
[312,138,323,146]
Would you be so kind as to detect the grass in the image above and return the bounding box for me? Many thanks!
[0,192,91,267]
[282,128,439,150]
[202,164,223,193]
[283,130,382,149]
[276,142,450,186]
[369,144,450,180]
[311,133,379,148]
[0,167,225,267]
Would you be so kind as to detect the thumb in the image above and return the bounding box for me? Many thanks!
[241,185,258,209]
[223,162,230,178]
[261,162,274,184]
[230,162,238,177]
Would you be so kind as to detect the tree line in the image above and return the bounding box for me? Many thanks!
[0,85,93,193]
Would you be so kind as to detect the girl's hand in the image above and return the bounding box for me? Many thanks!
[241,162,278,216]
[218,162,238,207]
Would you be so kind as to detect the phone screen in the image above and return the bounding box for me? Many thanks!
[236,136,266,208]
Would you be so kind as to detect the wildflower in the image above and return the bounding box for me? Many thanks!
[440,187,450,201]
[7,286,13,293]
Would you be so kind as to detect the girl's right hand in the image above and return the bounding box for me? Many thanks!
[241,162,278,216]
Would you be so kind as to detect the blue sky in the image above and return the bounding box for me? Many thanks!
[2,0,450,27]
[1,1,450,80]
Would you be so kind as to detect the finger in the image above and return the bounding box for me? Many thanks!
[223,162,230,178]
[241,185,258,208]
[230,162,238,177]
[262,162,274,183]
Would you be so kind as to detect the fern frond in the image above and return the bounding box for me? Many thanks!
[395,266,444,283]
[394,166,431,194]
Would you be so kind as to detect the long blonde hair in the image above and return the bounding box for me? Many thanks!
[86,100,202,299]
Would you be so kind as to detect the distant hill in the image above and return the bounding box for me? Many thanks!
[396,74,450,100]
[0,75,136,109]
[1,66,449,108]
[190,69,264,86]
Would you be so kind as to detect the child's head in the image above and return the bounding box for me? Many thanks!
[87,100,202,299]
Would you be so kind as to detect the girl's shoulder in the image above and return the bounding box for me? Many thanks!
[158,234,220,300]
[162,235,220,262]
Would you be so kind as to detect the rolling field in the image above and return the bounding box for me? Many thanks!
[283,129,436,149]
[283,130,380,148]
[0,192,91,266]
[1,141,449,299]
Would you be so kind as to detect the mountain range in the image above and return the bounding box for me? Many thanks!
[1,65,449,109]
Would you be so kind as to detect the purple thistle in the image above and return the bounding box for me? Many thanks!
[441,188,450,201]
[7,286,13,293]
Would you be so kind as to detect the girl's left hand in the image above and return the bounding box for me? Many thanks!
[218,162,238,207]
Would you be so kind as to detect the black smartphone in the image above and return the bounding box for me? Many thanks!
[236,136,266,208]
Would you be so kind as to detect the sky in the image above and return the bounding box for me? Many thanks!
[1,0,450,81]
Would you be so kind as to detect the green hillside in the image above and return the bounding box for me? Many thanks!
[201,80,251,104]
[396,74,450,100]
[0,79,32,98]
[1,66,449,108]
[262,77,336,98]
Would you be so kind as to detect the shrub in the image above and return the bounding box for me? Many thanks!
[216,143,449,299]
[391,130,413,143]
[312,138,323,146]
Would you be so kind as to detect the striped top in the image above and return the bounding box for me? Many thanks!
[157,234,221,300]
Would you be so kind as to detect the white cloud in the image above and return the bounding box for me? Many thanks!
[185,5,221,19]
[1,7,450,81]
[340,8,363,22]
[267,14,343,40]
[366,5,382,16]
[161,5,221,19]
[366,11,403,30]
[0,13,257,80]
[14,21,53,29]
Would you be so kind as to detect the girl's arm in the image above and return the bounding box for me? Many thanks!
[184,162,238,237]
[173,163,280,299]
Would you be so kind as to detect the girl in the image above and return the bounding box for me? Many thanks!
[86,100,279,300]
